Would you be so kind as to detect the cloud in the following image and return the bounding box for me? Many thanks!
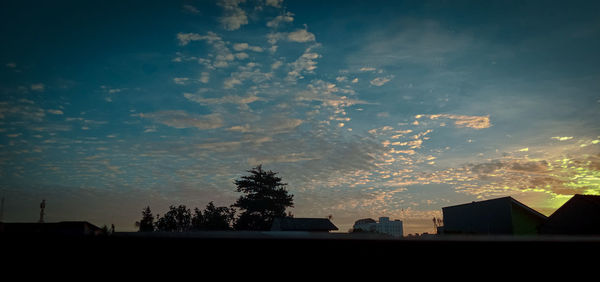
[223,78,243,88]
[347,19,473,68]
[360,67,376,72]
[265,0,283,8]
[225,116,303,136]
[139,110,223,130]
[177,32,221,46]
[267,29,316,45]
[177,31,244,69]
[295,80,369,109]
[287,29,316,42]
[218,0,248,31]
[182,4,200,14]
[200,72,210,83]
[173,77,189,85]
[30,83,45,92]
[233,42,247,50]
[234,52,249,60]
[233,42,263,52]
[247,153,318,166]
[551,136,574,141]
[267,12,294,28]
[183,92,261,106]
[47,109,64,115]
[287,48,321,81]
[271,60,283,70]
[416,114,492,129]
[370,76,393,86]
[0,101,46,121]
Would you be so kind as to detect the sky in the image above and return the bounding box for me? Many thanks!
[1,0,599,234]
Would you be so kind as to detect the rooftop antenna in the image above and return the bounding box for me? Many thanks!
[39,199,46,223]
[0,196,4,222]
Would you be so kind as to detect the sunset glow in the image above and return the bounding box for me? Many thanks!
[1,0,599,234]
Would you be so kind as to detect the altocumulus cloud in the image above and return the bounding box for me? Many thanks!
[287,29,316,42]
[218,0,248,31]
[139,110,224,130]
[416,114,492,129]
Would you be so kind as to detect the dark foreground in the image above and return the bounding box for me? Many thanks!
[3,232,599,275]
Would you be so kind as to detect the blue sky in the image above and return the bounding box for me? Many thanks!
[1,0,599,234]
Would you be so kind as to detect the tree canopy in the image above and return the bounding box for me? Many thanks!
[139,202,235,232]
[138,206,155,232]
[155,205,192,232]
[137,165,293,232]
[232,165,294,231]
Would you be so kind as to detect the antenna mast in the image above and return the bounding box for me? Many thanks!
[0,196,4,222]
[39,199,46,223]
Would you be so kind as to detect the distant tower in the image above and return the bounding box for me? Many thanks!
[39,199,46,223]
[0,196,4,222]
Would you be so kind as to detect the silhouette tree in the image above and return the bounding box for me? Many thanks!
[138,206,155,232]
[232,165,294,230]
[155,205,192,232]
[190,202,235,231]
[191,207,204,231]
[203,201,235,230]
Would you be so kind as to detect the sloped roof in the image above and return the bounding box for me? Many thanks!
[443,196,547,220]
[271,217,338,231]
[507,197,548,220]
[540,194,600,235]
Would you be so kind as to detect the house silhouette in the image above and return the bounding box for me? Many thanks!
[441,196,547,235]
[539,194,600,235]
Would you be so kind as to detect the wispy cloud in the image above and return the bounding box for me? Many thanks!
[177,32,221,46]
[247,153,318,166]
[30,83,45,92]
[416,114,492,129]
[47,109,64,115]
[370,76,393,86]
[265,0,283,8]
[183,92,261,107]
[173,77,190,85]
[182,4,200,14]
[551,136,574,141]
[139,110,224,130]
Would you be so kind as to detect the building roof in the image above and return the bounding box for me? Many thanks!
[271,217,338,231]
[353,218,376,227]
[0,221,104,236]
[443,196,547,220]
[441,196,547,235]
[540,194,600,235]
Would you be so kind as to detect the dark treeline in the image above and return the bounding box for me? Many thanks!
[136,165,294,232]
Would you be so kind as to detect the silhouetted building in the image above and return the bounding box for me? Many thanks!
[353,217,403,237]
[441,197,547,235]
[271,217,338,232]
[0,221,104,236]
[353,218,377,232]
[539,194,600,235]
